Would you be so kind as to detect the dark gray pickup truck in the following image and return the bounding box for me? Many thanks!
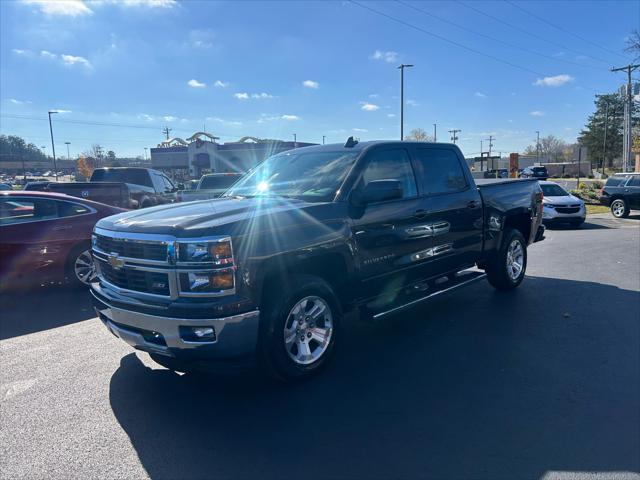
[91,140,544,381]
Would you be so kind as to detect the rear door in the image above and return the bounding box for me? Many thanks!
[408,145,483,276]
[624,175,640,208]
[349,146,434,300]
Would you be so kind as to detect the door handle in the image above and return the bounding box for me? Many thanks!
[467,200,480,209]
[413,209,428,219]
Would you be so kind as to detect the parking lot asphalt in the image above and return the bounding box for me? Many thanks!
[1,214,639,480]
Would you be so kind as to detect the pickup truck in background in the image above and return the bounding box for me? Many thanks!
[91,139,545,382]
[176,172,243,202]
[47,167,180,209]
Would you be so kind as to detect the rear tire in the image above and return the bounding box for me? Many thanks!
[259,274,341,382]
[610,198,629,218]
[485,228,527,291]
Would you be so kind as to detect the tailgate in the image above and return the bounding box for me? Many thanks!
[48,182,127,207]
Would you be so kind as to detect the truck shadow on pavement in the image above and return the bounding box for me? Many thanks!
[109,276,639,480]
[0,286,94,340]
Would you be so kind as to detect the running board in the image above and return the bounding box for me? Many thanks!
[368,271,487,320]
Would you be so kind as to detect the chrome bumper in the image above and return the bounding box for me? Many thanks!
[92,290,260,359]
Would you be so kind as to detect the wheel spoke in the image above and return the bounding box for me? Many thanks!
[310,327,329,344]
[308,302,326,320]
[297,340,311,359]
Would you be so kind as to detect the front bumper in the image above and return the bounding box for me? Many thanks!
[542,204,586,223]
[92,286,260,360]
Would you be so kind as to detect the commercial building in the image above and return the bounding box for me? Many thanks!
[150,132,316,179]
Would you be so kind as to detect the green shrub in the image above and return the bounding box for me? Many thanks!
[591,181,603,190]
[578,182,588,189]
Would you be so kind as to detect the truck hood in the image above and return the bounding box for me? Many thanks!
[96,196,328,237]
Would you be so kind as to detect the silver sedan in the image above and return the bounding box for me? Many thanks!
[539,181,586,228]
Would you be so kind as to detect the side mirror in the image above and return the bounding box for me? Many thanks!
[177,183,185,190]
[354,179,403,205]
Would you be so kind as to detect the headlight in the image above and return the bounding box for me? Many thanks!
[178,239,233,265]
[91,233,97,248]
[179,268,235,294]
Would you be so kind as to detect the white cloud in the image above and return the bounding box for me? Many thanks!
[234,92,249,100]
[206,116,243,127]
[54,109,72,114]
[534,74,573,87]
[213,80,228,88]
[406,99,419,107]
[235,92,274,100]
[12,48,31,56]
[257,114,300,123]
[353,128,368,132]
[530,111,545,117]
[474,92,487,98]
[369,93,379,98]
[138,113,154,121]
[162,115,177,122]
[302,80,319,89]
[8,98,32,104]
[251,92,273,99]
[281,114,299,121]
[40,50,57,59]
[387,113,396,118]
[61,54,92,68]
[360,102,380,111]
[100,0,176,7]
[370,50,399,63]
[188,79,206,88]
[22,0,93,16]
[188,29,214,49]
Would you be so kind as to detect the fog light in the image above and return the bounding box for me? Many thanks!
[180,326,217,342]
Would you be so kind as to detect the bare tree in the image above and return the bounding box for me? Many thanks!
[626,29,640,60]
[405,128,433,142]
[523,134,567,159]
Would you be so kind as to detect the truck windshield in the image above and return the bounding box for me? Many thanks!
[200,175,242,190]
[224,150,358,201]
[91,169,151,187]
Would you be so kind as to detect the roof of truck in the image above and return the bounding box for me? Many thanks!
[292,140,458,154]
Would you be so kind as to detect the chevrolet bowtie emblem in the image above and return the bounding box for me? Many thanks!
[108,253,125,270]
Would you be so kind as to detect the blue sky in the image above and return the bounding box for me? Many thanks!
[1,0,638,158]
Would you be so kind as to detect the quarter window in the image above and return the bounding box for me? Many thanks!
[413,148,468,195]
[0,198,58,225]
[360,149,417,199]
[57,201,91,217]
[627,176,640,187]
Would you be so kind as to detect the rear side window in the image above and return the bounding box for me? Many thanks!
[413,148,468,195]
[605,176,626,187]
[0,198,58,225]
[360,148,417,199]
[57,201,91,217]
[627,176,640,187]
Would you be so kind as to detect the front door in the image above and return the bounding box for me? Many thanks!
[349,147,435,302]
[625,175,640,209]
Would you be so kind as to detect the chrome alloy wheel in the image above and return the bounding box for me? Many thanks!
[506,239,524,281]
[611,200,625,217]
[74,249,97,284]
[283,296,333,365]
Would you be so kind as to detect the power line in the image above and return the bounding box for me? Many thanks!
[396,0,601,71]
[504,0,631,62]
[455,0,612,66]
[349,0,599,93]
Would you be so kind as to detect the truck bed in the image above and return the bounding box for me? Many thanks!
[475,177,537,187]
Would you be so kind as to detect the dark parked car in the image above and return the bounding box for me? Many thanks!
[483,169,509,179]
[47,167,180,209]
[0,183,12,191]
[599,172,640,218]
[92,139,545,382]
[0,191,124,289]
[176,173,244,202]
[519,166,549,180]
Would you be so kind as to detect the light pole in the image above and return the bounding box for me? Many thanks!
[65,142,71,159]
[433,123,437,142]
[535,130,540,163]
[397,64,413,140]
[322,135,326,145]
[595,95,609,175]
[144,147,148,161]
[293,133,297,148]
[48,110,59,181]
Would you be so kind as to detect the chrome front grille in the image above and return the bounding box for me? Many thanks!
[96,258,171,296]
[95,234,168,262]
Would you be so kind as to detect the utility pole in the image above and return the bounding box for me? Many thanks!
[611,63,639,172]
[144,147,148,161]
[162,126,172,140]
[293,133,297,148]
[65,142,71,161]
[535,130,540,163]
[449,129,461,144]
[397,64,413,140]
[596,95,610,175]
[322,135,326,145]
[433,123,437,142]
[48,111,59,181]
[480,140,484,172]
[485,136,495,172]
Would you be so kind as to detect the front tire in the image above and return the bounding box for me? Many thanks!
[260,274,340,382]
[66,245,96,288]
[485,228,527,291]
[610,198,629,218]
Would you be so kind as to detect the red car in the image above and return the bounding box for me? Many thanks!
[0,191,124,289]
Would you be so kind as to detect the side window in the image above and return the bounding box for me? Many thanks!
[0,198,58,225]
[360,149,417,199]
[627,176,640,187]
[162,175,175,192]
[151,173,165,193]
[57,201,91,217]
[413,148,468,195]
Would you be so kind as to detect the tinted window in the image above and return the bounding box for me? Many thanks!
[162,175,175,192]
[605,176,626,187]
[150,173,166,192]
[200,175,242,190]
[58,201,91,217]
[91,169,152,187]
[360,149,417,199]
[413,148,467,195]
[627,176,640,187]
[0,198,58,225]
[533,167,548,173]
[540,184,568,196]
